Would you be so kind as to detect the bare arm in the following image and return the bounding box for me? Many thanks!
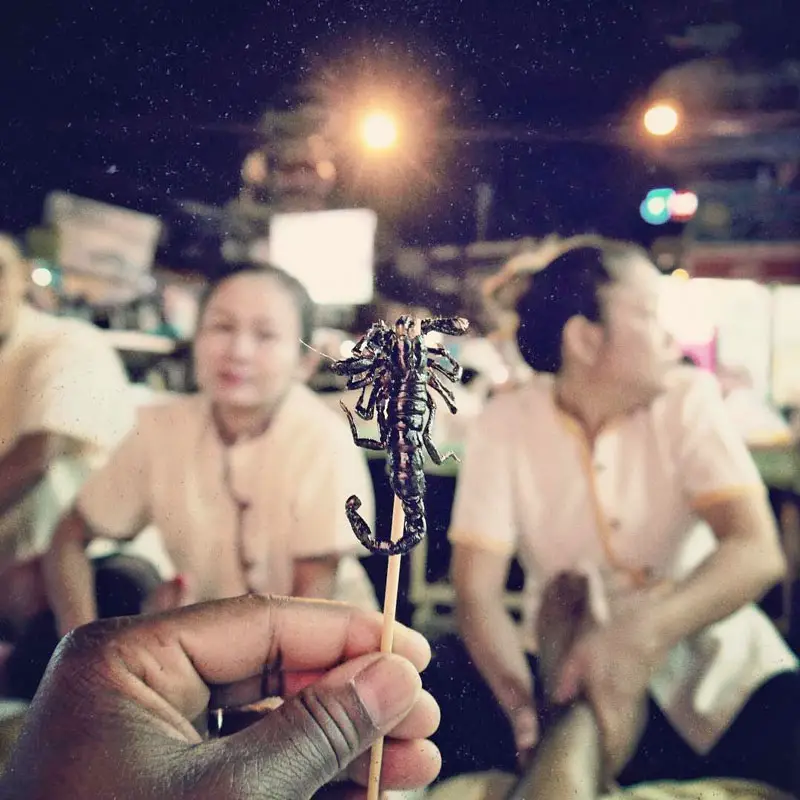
[452,544,534,728]
[42,507,99,637]
[292,556,339,600]
[648,371,789,653]
[651,491,786,652]
[0,432,72,516]
[556,492,788,727]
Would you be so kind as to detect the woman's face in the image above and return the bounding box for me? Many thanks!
[193,273,306,411]
[593,255,681,404]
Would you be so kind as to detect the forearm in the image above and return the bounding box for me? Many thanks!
[0,434,58,516]
[653,527,786,652]
[457,594,533,716]
[42,509,99,637]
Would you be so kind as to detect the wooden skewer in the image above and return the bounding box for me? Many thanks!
[367,495,406,800]
[368,316,417,800]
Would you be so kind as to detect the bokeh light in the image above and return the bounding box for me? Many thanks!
[643,103,679,136]
[360,110,399,151]
[31,266,53,287]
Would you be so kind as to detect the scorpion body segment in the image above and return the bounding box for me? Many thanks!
[333,315,469,555]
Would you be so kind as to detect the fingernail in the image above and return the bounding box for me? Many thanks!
[353,654,421,728]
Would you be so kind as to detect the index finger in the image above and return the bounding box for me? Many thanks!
[121,594,431,686]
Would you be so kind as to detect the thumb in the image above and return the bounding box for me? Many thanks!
[227,652,422,799]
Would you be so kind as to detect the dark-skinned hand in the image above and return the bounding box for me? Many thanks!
[0,595,441,799]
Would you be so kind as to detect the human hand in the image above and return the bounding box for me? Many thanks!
[0,595,441,799]
[536,571,594,703]
[553,582,672,775]
[509,570,599,771]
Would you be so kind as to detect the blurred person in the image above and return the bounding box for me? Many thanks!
[43,263,377,654]
[426,240,799,793]
[0,595,441,799]
[0,234,169,673]
[426,573,791,800]
[0,234,131,579]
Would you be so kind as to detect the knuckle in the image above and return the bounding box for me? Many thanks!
[49,617,139,694]
[34,622,131,726]
[291,682,373,775]
[51,619,116,672]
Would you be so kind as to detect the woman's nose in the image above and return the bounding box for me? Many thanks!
[227,331,257,359]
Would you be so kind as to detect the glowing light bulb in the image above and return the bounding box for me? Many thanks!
[644,103,679,137]
[31,266,53,287]
[361,111,398,151]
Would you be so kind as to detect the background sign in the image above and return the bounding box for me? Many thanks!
[44,191,162,288]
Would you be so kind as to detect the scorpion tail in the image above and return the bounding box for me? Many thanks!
[345,494,424,556]
[345,495,384,554]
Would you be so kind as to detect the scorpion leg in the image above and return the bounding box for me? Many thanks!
[347,371,373,390]
[350,330,371,356]
[355,367,389,420]
[339,401,383,451]
[428,371,456,401]
[376,398,390,449]
[346,358,388,393]
[423,391,460,465]
[352,320,390,356]
[427,346,463,381]
[354,380,378,420]
[332,357,376,379]
[428,373,458,415]
[431,359,462,385]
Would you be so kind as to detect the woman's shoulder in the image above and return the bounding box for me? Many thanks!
[279,385,354,444]
[479,374,554,429]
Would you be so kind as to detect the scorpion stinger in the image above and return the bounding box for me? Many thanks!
[335,315,470,555]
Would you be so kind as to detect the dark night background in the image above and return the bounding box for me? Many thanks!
[1,0,795,253]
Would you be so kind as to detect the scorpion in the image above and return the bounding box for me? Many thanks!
[332,314,469,555]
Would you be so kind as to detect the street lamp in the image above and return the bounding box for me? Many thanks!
[643,103,680,137]
[360,110,399,151]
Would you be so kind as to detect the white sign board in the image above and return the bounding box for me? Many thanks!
[45,191,162,286]
[772,286,800,407]
[265,208,377,305]
[660,276,773,399]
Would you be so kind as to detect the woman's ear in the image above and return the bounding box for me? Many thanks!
[562,315,603,369]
